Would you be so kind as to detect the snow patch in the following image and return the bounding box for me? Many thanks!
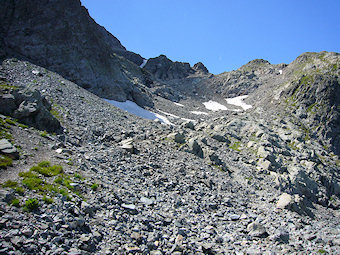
[174,102,184,107]
[191,111,209,115]
[158,110,180,119]
[181,118,196,122]
[105,99,172,124]
[279,70,283,75]
[140,59,148,68]
[203,100,228,111]
[225,95,252,111]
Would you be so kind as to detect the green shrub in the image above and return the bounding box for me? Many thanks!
[24,198,39,211]
[91,183,98,191]
[2,180,17,188]
[0,155,13,169]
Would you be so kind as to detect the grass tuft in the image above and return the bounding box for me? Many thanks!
[91,183,98,191]
[2,180,17,188]
[0,155,13,169]
[24,198,39,211]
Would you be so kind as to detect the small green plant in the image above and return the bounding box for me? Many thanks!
[317,249,326,254]
[22,175,44,190]
[19,171,37,178]
[59,188,68,197]
[18,123,29,129]
[74,173,83,179]
[66,159,74,166]
[2,180,17,188]
[40,131,48,138]
[30,163,63,177]
[91,183,98,191]
[5,118,16,125]
[288,141,299,151]
[0,82,18,90]
[229,141,241,152]
[11,198,20,207]
[43,196,54,204]
[14,186,25,194]
[38,161,50,167]
[0,155,13,169]
[24,198,39,211]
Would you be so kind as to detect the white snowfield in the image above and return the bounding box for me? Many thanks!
[105,99,172,125]
[140,59,148,68]
[203,100,228,111]
[225,95,252,110]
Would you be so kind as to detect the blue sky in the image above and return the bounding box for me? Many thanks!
[81,0,340,74]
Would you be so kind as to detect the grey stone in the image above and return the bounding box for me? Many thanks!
[121,203,136,210]
[0,139,19,159]
[140,196,154,205]
[211,133,229,143]
[247,222,268,238]
[167,132,185,144]
[120,138,134,153]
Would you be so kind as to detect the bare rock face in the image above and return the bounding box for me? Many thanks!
[0,0,153,107]
[144,55,195,80]
[281,52,340,155]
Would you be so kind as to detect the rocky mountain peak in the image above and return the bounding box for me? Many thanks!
[239,59,271,72]
[193,62,209,74]
[143,55,195,80]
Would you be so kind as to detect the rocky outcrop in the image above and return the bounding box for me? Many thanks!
[193,62,209,74]
[0,0,153,106]
[0,81,61,133]
[280,52,340,155]
[144,55,195,80]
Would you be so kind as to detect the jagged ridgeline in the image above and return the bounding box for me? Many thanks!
[0,0,339,254]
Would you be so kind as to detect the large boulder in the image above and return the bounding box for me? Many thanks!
[0,88,62,133]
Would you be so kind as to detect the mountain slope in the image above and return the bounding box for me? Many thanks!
[0,57,339,254]
[0,0,153,106]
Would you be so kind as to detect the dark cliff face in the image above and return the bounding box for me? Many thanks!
[0,0,153,106]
